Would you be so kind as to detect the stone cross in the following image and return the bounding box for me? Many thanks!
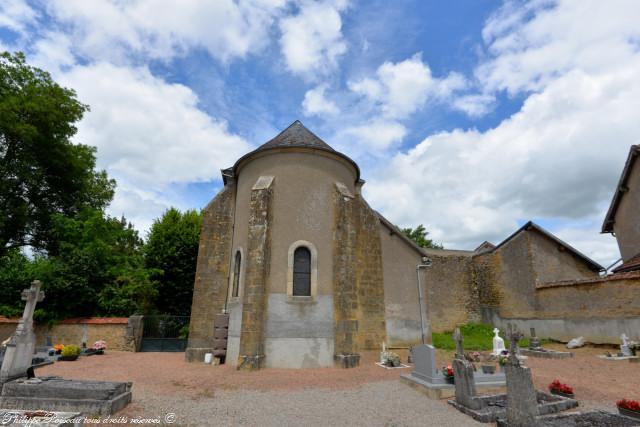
[1,281,44,383]
[453,327,464,359]
[505,324,523,366]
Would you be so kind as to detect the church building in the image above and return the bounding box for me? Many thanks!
[186,121,638,369]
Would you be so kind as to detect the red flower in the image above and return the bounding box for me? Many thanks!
[549,379,573,394]
[617,399,640,412]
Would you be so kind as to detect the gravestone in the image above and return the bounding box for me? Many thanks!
[504,324,539,427]
[452,329,481,410]
[410,344,440,383]
[493,328,506,355]
[1,281,44,383]
[529,328,541,350]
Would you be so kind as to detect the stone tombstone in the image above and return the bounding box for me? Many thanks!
[529,327,541,350]
[0,281,44,383]
[453,327,464,359]
[621,333,633,357]
[504,324,539,427]
[492,328,506,356]
[411,344,440,382]
[451,329,480,410]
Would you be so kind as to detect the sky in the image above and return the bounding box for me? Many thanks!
[1,0,638,268]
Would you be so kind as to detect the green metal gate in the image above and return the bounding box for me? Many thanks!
[140,315,189,352]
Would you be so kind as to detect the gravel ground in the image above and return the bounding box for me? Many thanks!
[35,344,640,426]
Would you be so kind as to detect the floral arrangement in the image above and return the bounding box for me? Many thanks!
[442,365,454,381]
[617,399,640,412]
[91,340,107,351]
[549,379,574,395]
[61,345,81,357]
[498,350,509,366]
[381,351,401,367]
[53,344,65,354]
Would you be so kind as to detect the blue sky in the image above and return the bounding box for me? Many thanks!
[2,0,639,267]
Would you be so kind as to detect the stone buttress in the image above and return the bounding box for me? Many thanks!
[237,176,274,370]
[333,182,387,367]
[185,183,236,362]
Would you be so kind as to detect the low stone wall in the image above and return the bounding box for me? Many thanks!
[0,317,135,351]
[488,272,640,344]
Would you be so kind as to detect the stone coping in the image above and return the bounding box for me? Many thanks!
[536,271,640,289]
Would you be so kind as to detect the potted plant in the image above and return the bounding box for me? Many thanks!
[91,340,107,355]
[617,399,640,420]
[58,345,81,361]
[549,379,574,398]
[442,365,454,384]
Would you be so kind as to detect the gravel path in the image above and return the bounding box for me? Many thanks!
[35,344,640,426]
[126,381,483,427]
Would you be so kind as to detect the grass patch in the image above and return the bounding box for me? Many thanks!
[431,323,549,351]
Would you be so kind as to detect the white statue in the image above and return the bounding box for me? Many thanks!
[492,327,506,356]
[621,333,633,357]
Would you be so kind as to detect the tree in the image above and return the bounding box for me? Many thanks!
[401,224,443,249]
[145,208,202,315]
[0,52,114,257]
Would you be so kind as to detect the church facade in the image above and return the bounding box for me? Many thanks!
[186,121,640,369]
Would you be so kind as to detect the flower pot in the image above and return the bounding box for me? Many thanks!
[481,365,496,374]
[550,389,574,399]
[58,355,79,361]
[619,407,640,420]
[445,376,454,384]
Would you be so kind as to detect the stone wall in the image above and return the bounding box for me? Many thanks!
[1,317,131,350]
[423,252,475,332]
[186,183,236,362]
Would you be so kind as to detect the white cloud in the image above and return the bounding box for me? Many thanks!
[340,120,406,152]
[0,0,37,33]
[302,85,339,116]
[477,0,640,94]
[349,53,467,118]
[57,63,250,188]
[42,0,288,63]
[365,1,640,266]
[279,0,348,78]
[452,94,495,117]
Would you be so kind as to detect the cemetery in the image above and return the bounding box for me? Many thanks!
[1,3,639,425]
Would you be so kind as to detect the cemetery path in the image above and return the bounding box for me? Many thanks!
[35,344,639,425]
[37,350,481,426]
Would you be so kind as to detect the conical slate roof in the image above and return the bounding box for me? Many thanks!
[258,120,335,151]
[230,120,360,182]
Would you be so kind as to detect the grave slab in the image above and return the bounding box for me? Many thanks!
[0,377,132,416]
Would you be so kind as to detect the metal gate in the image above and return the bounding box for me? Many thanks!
[140,315,189,352]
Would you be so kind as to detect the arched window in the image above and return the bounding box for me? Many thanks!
[232,251,241,297]
[292,247,311,296]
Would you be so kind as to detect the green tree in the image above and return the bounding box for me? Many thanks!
[401,224,443,249]
[37,209,158,320]
[0,52,114,257]
[145,208,202,316]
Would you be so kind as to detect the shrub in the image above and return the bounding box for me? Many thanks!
[61,345,81,357]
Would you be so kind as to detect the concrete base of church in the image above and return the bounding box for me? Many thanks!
[265,338,334,368]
